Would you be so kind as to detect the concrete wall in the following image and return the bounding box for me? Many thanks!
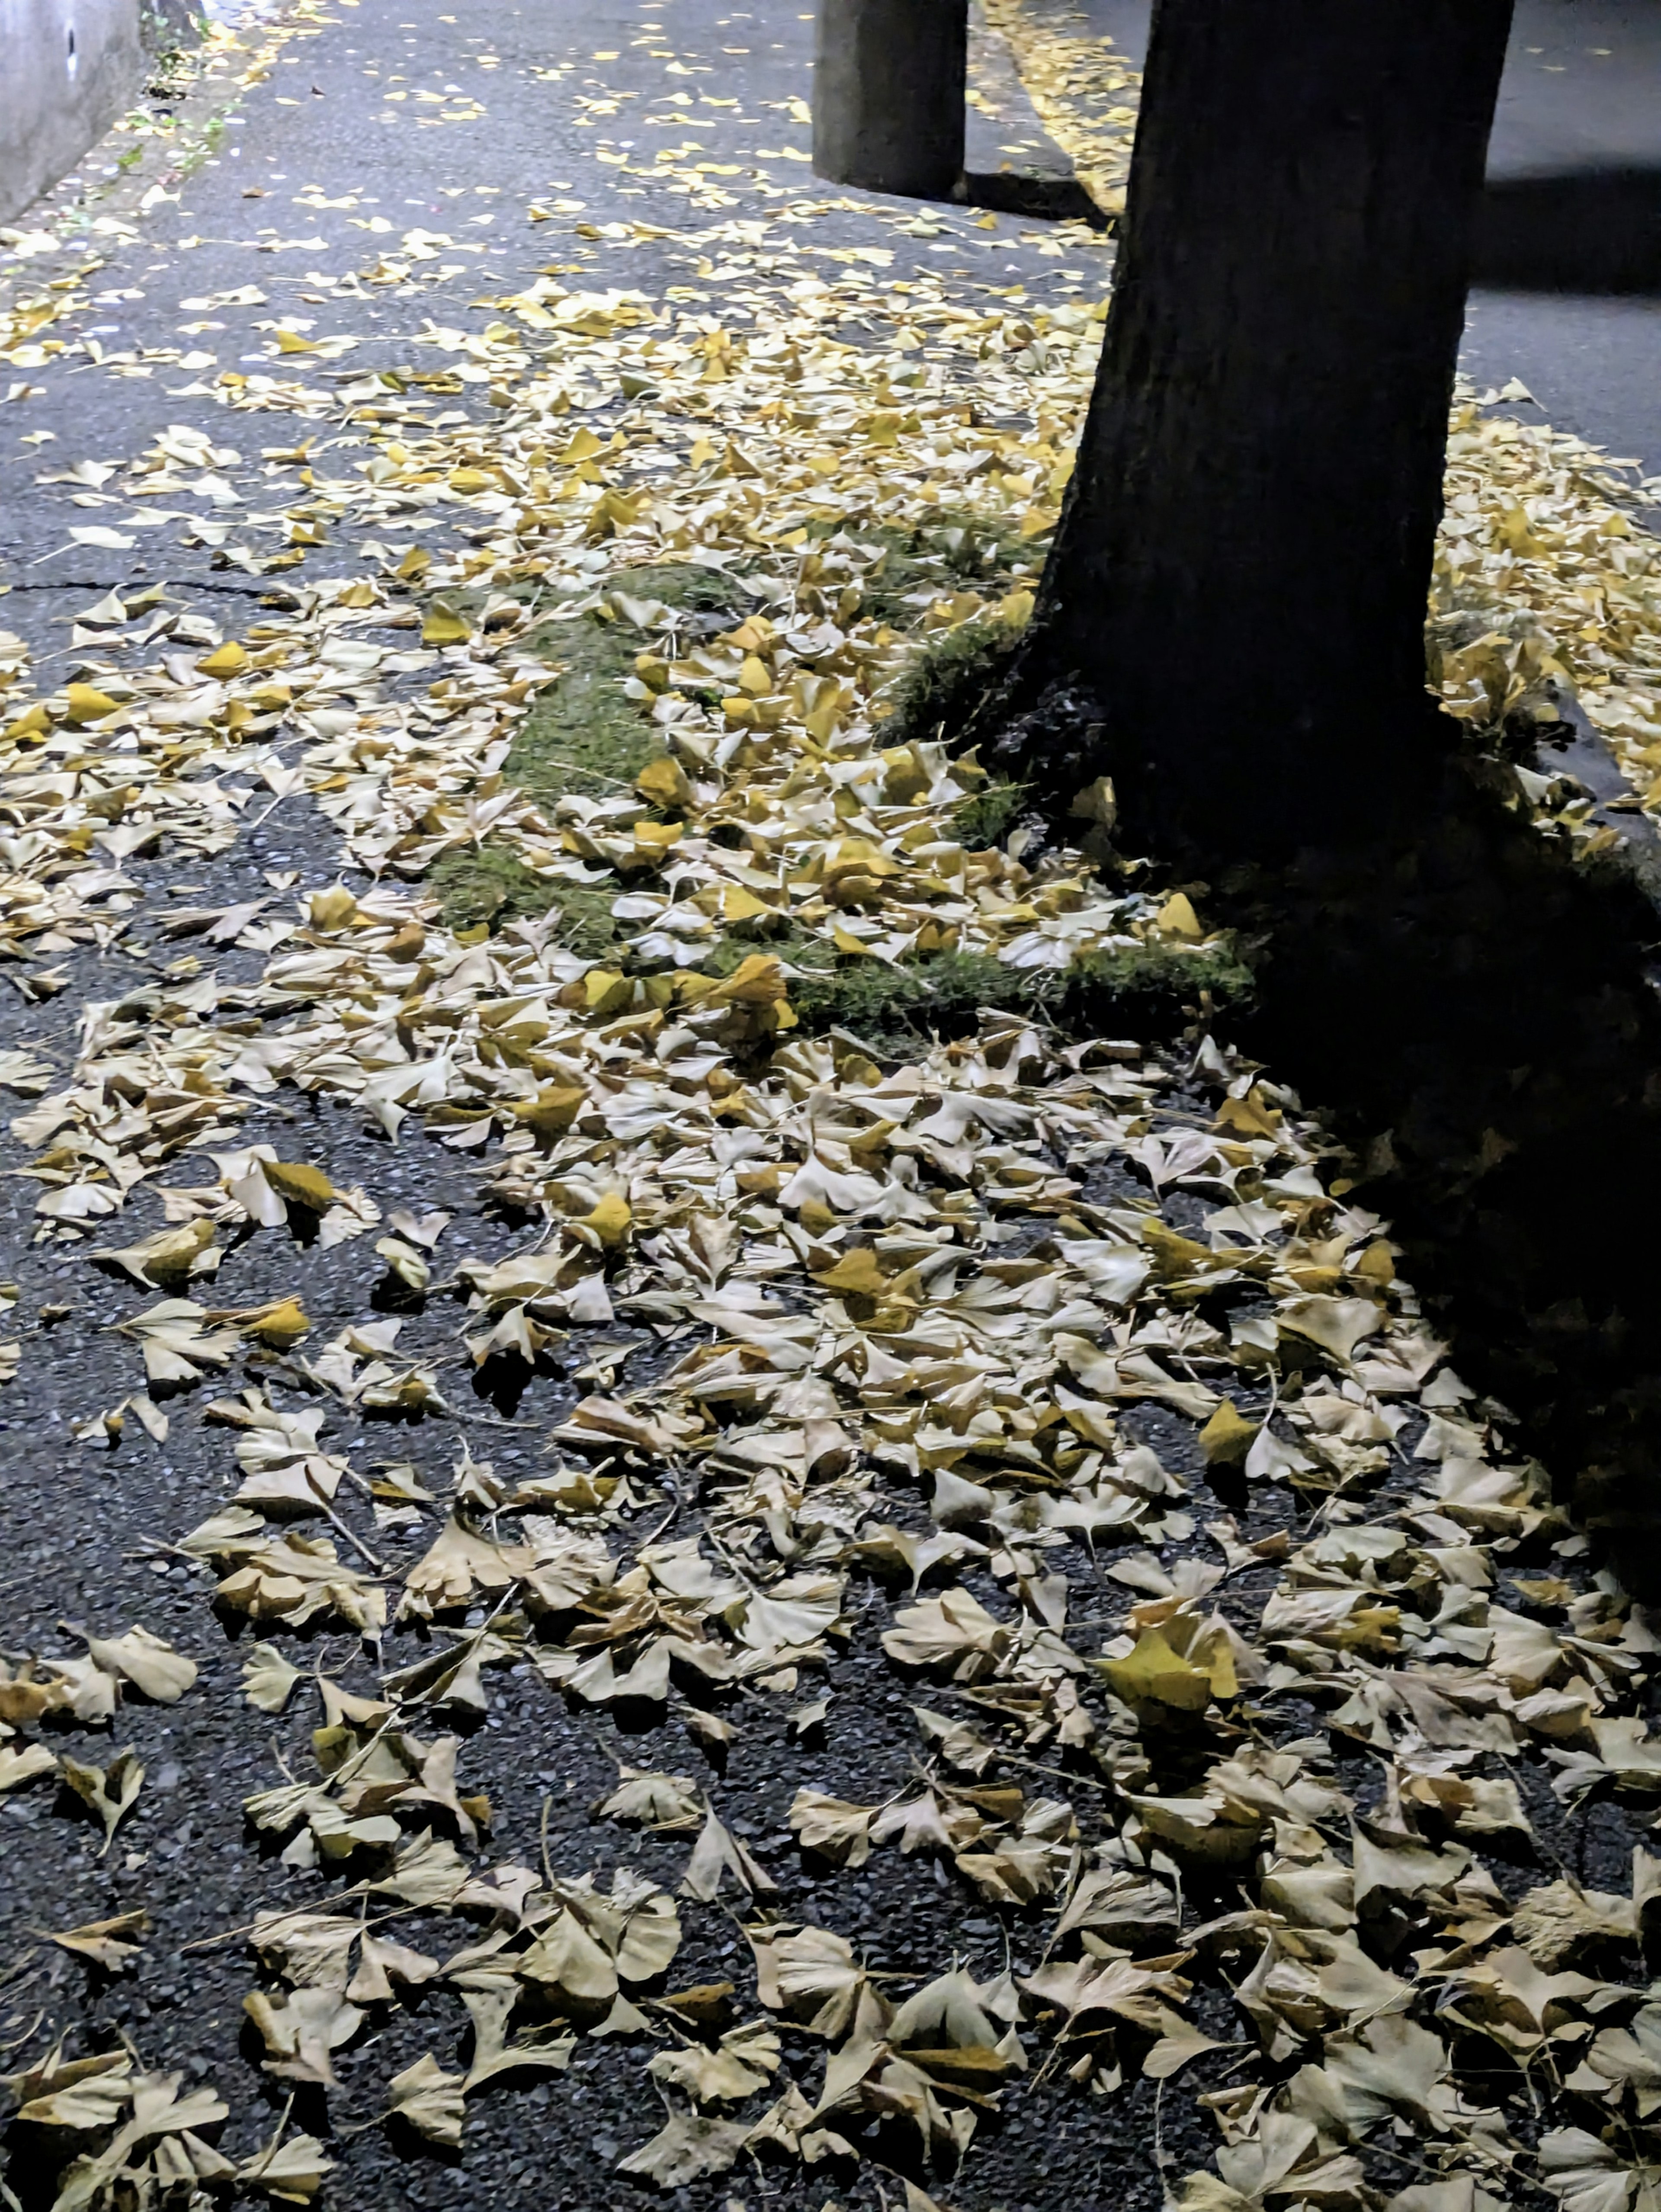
[0,0,143,225]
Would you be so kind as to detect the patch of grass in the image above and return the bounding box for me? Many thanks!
[883,611,1027,756]
[789,940,1254,1055]
[434,562,740,932]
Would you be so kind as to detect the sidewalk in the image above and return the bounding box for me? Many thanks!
[1,10,1661,2212]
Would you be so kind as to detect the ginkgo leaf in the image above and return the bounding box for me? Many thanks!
[60,1749,144,1854]
[94,1218,219,1288]
[601,1766,703,1833]
[0,1744,58,1793]
[243,1986,363,2086]
[881,1589,1009,1676]
[1142,2022,1233,2080]
[64,681,123,720]
[519,1909,619,2003]
[422,602,471,647]
[261,1162,338,1214]
[1278,1295,1382,1364]
[1511,1879,1636,1967]
[16,2052,137,2129]
[308,884,359,930]
[848,1525,984,1591]
[576,1191,632,1247]
[681,1806,779,1902]
[751,1925,867,2039]
[1100,1626,1218,1712]
[83,1625,197,1703]
[637,754,693,809]
[1537,2128,1658,2212]
[616,2110,749,2186]
[1052,1864,1180,1943]
[461,1987,576,2089]
[1199,1398,1261,1465]
[348,1933,441,2003]
[384,2052,466,2147]
[242,1643,304,1715]
[789,1789,876,1867]
[48,1909,150,1970]
[1151,891,1203,940]
[888,1966,1007,2054]
[236,1298,313,1349]
[237,2130,334,2205]
[375,1235,431,1291]
[648,2020,780,2103]
[913,1707,998,1775]
[811,1247,890,1297]
[122,1300,242,1385]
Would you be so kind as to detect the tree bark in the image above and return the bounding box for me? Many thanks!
[1020,0,1515,859]
[813,0,966,202]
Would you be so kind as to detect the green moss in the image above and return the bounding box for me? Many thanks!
[507,655,656,802]
[426,540,1254,1047]
[885,613,1020,744]
[435,845,623,953]
[788,939,1254,1055]
[1070,940,1256,1024]
[490,565,739,817]
[699,924,834,982]
[434,562,741,932]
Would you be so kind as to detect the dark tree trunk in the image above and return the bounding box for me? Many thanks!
[1021,0,1515,859]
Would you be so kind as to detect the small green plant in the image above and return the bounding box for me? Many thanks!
[140,0,205,54]
[952,776,1028,850]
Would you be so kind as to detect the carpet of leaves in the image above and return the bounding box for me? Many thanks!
[4,13,1661,2212]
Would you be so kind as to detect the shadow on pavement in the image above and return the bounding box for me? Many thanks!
[1475,166,1661,295]
[958,169,1111,227]
[978,660,1661,1590]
